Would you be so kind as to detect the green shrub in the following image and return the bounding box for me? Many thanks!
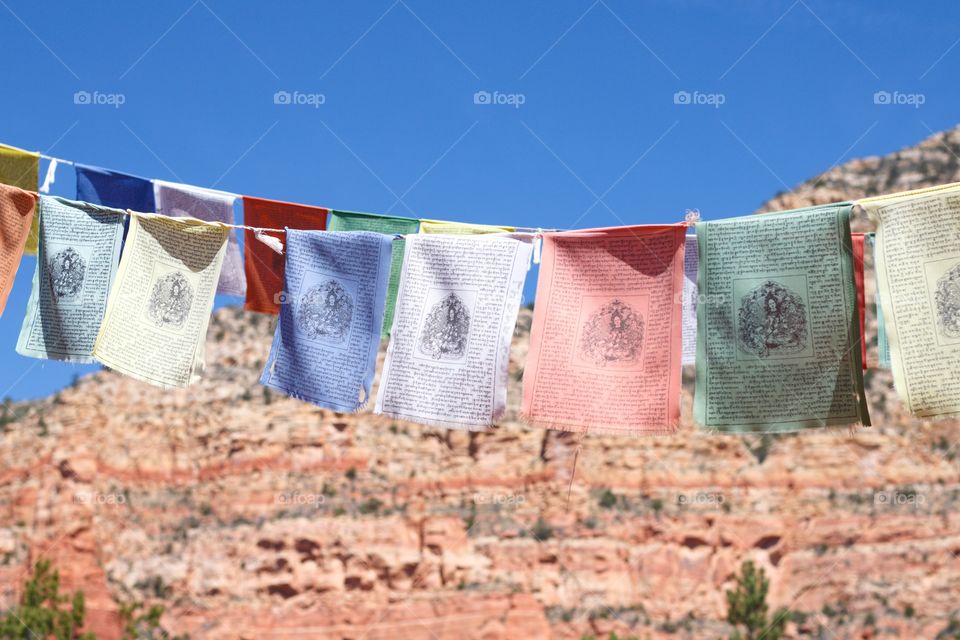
[0,559,94,639]
[725,560,788,640]
[598,489,617,509]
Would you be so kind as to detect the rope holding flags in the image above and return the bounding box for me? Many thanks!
[2,138,960,435]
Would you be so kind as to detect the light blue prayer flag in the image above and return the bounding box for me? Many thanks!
[16,196,124,362]
[260,230,393,411]
[866,233,891,368]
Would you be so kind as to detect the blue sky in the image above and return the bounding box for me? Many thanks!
[0,0,957,400]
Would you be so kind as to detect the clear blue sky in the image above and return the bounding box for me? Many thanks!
[1,1,957,400]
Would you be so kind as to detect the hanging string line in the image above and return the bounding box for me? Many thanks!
[32,149,703,236]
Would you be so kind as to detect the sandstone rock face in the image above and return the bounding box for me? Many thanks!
[2,127,960,639]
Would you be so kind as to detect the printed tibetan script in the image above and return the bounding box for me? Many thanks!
[522,225,685,434]
[375,234,531,430]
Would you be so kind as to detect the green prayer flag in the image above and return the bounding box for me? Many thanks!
[328,210,419,336]
[693,203,870,432]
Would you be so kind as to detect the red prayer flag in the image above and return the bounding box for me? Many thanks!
[242,196,328,314]
[852,232,867,369]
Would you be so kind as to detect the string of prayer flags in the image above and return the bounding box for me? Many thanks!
[93,213,228,388]
[375,233,532,429]
[866,233,891,368]
[0,144,40,254]
[328,210,419,336]
[242,196,328,315]
[852,232,868,369]
[260,230,393,411]
[75,163,156,212]
[861,183,960,416]
[419,219,515,235]
[682,234,698,365]
[16,197,124,362]
[522,225,686,435]
[154,180,246,297]
[0,183,36,317]
[693,204,870,432]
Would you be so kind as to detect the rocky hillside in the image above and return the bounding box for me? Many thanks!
[2,127,960,639]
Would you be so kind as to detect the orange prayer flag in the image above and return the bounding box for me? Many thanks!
[0,183,37,316]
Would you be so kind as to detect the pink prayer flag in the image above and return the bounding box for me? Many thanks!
[522,224,686,435]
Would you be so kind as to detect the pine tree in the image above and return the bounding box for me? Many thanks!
[0,559,95,639]
[726,560,788,640]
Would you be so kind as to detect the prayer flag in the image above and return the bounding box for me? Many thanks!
[75,163,155,212]
[694,204,869,431]
[852,232,868,369]
[376,234,531,429]
[0,183,36,316]
[261,230,393,411]
[328,210,419,336]
[0,143,41,254]
[861,183,960,416]
[242,196,328,314]
[522,225,686,434]
[16,197,124,362]
[154,180,245,297]
[93,213,228,388]
[419,219,514,235]
[682,234,698,365]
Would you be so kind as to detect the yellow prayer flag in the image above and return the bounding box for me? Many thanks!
[419,218,514,235]
[0,144,40,254]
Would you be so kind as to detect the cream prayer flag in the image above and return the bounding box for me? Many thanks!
[154,180,246,297]
[522,225,686,435]
[93,212,228,388]
[0,183,36,316]
[419,219,514,235]
[861,183,960,416]
[375,233,531,430]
